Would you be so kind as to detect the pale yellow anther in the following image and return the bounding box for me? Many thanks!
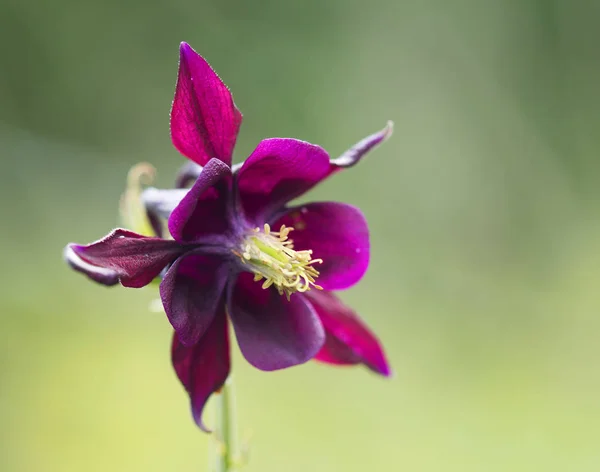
[234,223,323,299]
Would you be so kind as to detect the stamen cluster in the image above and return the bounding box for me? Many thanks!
[236,224,323,300]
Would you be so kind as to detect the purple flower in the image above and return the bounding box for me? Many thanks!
[65,42,392,430]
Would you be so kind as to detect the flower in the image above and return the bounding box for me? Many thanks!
[64,42,392,429]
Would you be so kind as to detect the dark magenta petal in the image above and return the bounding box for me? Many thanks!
[142,188,189,220]
[305,290,391,376]
[273,202,369,290]
[228,272,325,371]
[171,42,242,167]
[160,253,228,346]
[140,188,189,239]
[330,121,393,171]
[175,161,203,189]
[64,245,120,286]
[236,138,331,222]
[168,158,231,244]
[176,161,244,189]
[171,310,230,432]
[67,229,183,288]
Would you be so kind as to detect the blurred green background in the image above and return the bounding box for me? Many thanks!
[2,0,600,470]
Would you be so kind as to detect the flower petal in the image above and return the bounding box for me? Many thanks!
[160,253,228,346]
[66,229,183,288]
[305,290,391,376]
[330,121,393,170]
[228,272,325,371]
[233,123,393,221]
[171,42,242,167]
[142,188,189,220]
[236,138,331,222]
[171,310,230,432]
[175,161,203,189]
[168,158,232,244]
[176,161,244,189]
[64,245,120,286]
[273,202,369,290]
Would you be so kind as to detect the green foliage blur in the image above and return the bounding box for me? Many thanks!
[2,0,600,470]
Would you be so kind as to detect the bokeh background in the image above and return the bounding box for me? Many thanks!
[2,0,600,470]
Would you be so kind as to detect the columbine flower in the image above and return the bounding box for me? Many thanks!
[65,42,391,429]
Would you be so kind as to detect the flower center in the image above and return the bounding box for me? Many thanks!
[234,223,323,300]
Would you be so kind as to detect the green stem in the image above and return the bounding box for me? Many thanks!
[213,377,238,472]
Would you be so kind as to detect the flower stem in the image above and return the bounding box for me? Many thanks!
[213,377,239,472]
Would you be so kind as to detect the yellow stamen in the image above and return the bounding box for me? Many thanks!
[234,223,323,300]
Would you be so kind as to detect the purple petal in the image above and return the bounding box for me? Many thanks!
[236,138,331,222]
[142,188,188,220]
[228,272,325,371]
[171,310,230,432]
[232,122,393,218]
[64,245,120,286]
[171,42,242,167]
[330,121,393,171]
[176,162,245,189]
[160,253,228,346]
[305,290,391,376]
[273,202,369,290]
[66,229,183,288]
[175,161,203,189]
[168,158,232,244]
